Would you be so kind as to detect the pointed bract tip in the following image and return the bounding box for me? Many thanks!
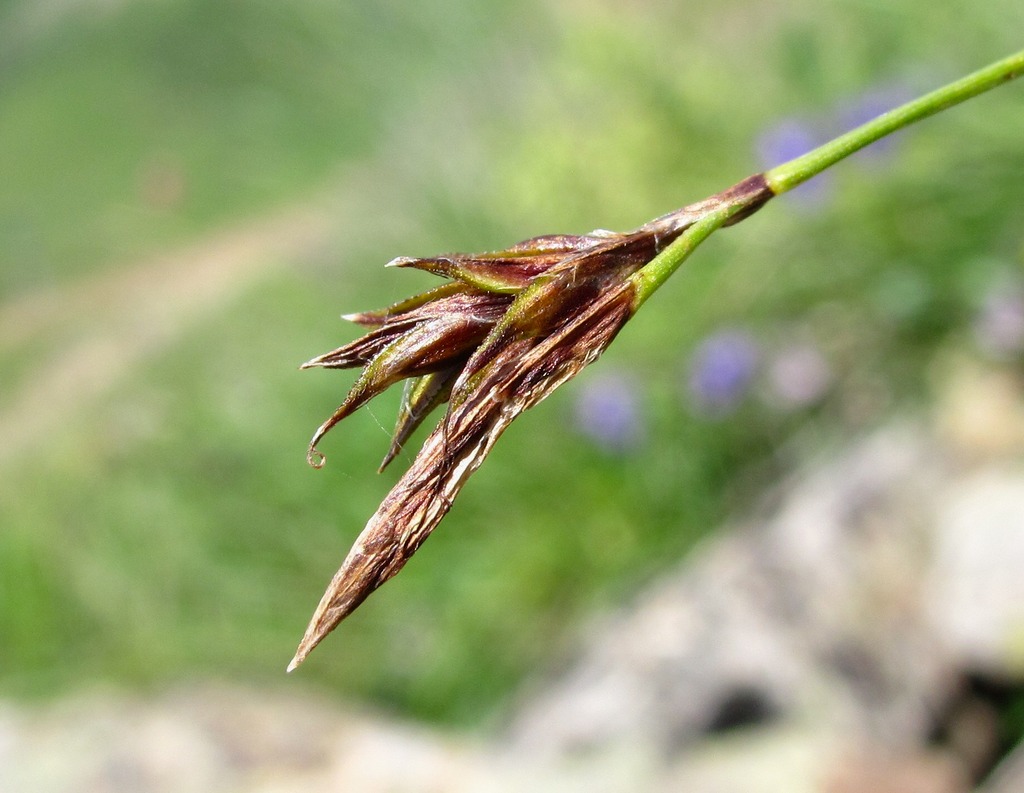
[377,448,398,474]
[300,351,335,369]
[385,256,417,268]
[289,621,330,672]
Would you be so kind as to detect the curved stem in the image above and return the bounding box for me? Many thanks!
[765,49,1024,195]
[630,49,1024,308]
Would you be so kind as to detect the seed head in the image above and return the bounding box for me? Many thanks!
[290,176,774,670]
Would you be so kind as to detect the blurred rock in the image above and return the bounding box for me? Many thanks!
[505,416,1024,789]
[927,469,1024,676]
[934,355,1024,458]
[0,684,506,793]
[980,739,1024,793]
[508,424,957,757]
[822,745,968,793]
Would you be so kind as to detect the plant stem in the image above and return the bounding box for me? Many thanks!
[765,48,1024,195]
[629,203,734,309]
[629,48,1024,309]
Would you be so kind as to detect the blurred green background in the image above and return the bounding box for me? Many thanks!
[1,0,1022,727]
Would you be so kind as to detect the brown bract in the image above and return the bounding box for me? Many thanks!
[289,178,774,671]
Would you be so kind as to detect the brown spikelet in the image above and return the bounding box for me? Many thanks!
[290,173,775,669]
[289,276,635,670]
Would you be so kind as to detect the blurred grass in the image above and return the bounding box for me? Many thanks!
[1,0,1022,726]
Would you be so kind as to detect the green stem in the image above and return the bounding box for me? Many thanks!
[630,205,731,308]
[766,48,1024,194]
[629,49,1024,309]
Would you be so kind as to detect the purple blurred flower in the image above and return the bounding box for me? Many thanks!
[835,85,916,160]
[756,81,918,209]
[688,329,760,414]
[757,118,819,165]
[756,119,831,207]
[573,371,644,452]
[766,342,832,409]
[974,281,1024,359]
